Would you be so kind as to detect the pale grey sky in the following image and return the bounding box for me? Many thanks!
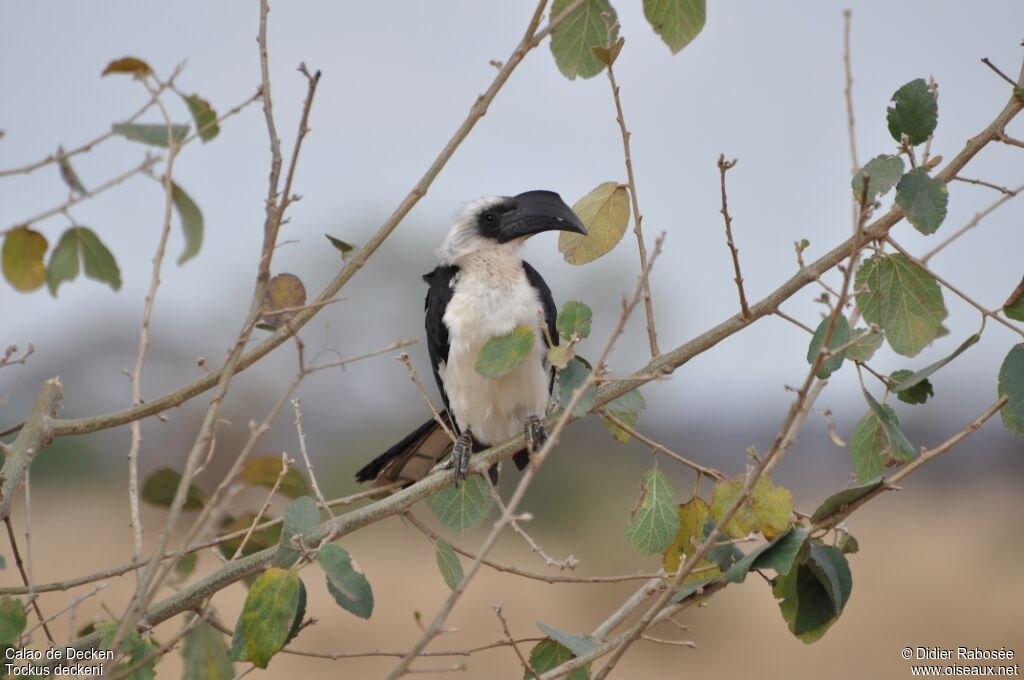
[2,2,1022,482]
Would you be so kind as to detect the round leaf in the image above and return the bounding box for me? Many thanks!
[559,182,630,265]
[475,325,535,379]
[426,474,495,533]
[998,344,1024,435]
[896,168,948,235]
[549,0,618,80]
[3,226,48,292]
[643,0,706,54]
[886,78,938,145]
[232,568,302,669]
[318,544,374,619]
[626,469,679,554]
[855,254,945,357]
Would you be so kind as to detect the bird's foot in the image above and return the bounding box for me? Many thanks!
[525,415,548,454]
[445,431,473,485]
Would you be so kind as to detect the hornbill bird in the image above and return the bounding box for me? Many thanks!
[355,190,587,487]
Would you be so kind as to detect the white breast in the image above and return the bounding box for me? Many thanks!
[439,251,551,446]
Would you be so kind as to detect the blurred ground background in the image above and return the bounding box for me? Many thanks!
[2,1,1023,678]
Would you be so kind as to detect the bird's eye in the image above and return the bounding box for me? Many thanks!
[482,212,497,225]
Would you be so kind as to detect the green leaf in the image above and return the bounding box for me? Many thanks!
[0,597,26,646]
[998,344,1024,435]
[559,182,630,265]
[46,226,122,295]
[896,168,948,235]
[557,358,597,417]
[434,539,463,590]
[886,78,938,145]
[171,181,203,265]
[806,314,851,378]
[773,543,852,644]
[232,568,302,668]
[805,543,852,613]
[725,526,809,583]
[2,226,48,292]
[183,620,235,680]
[855,253,945,357]
[669,575,721,604]
[112,122,189,147]
[889,369,933,405]
[535,622,600,659]
[891,333,979,396]
[557,300,593,340]
[217,513,282,560]
[141,468,205,510]
[102,57,152,78]
[643,0,706,54]
[318,544,374,619]
[98,621,157,680]
[863,390,915,463]
[602,388,646,443]
[848,393,915,482]
[426,474,495,533]
[183,93,220,142]
[174,552,198,579]
[475,325,536,379]
[526,638,590,679]
[273,496,321,568]
[549,0,618,80]
[240,456,310,499]
[852,154,904,202]
[325,233,355,260]
[626,469,679,555]
[57,146,87,194]
[810,477,884,524]
[1002,278,1024,322]
[845,327,884,362]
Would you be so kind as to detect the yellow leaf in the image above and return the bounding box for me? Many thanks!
[261,273,307,328]
[710,477,793,540]
[2,226,48,292]
[663,497,708,572]
[559,182,630,265]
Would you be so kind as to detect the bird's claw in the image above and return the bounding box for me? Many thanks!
[525,415,547,455]
[445,431,473,485]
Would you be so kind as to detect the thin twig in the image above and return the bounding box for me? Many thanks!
[4,155,159,234]
[921,184,1022,263]
[717,155,751,320]
[231,453,293,561]
[886,236,1024,338]
[126,76,183,585]
[493,604,536,678]
[606,39,660,357]
[485,484,579,570]
[842,10,859,176]
[5,515,55,644]
[0,344,35,369]
[952,175,1018,196]
[0,78,172,178]
[398,353,457,444]
[981,57,1019,87]
[599,410,725,481]
[292,399,335,517]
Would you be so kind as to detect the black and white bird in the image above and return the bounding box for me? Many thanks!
[355,190,587,486]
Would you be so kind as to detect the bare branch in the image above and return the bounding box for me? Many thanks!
[397,353,457,444]
[605,40,660,357]
[716,154,752,320]
[599,410,725,481]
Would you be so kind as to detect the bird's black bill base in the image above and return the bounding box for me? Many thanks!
[446,431,474,486]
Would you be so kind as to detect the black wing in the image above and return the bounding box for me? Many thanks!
[522,259,559,374]
[422,265,459,431]
[519,260,559,471]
